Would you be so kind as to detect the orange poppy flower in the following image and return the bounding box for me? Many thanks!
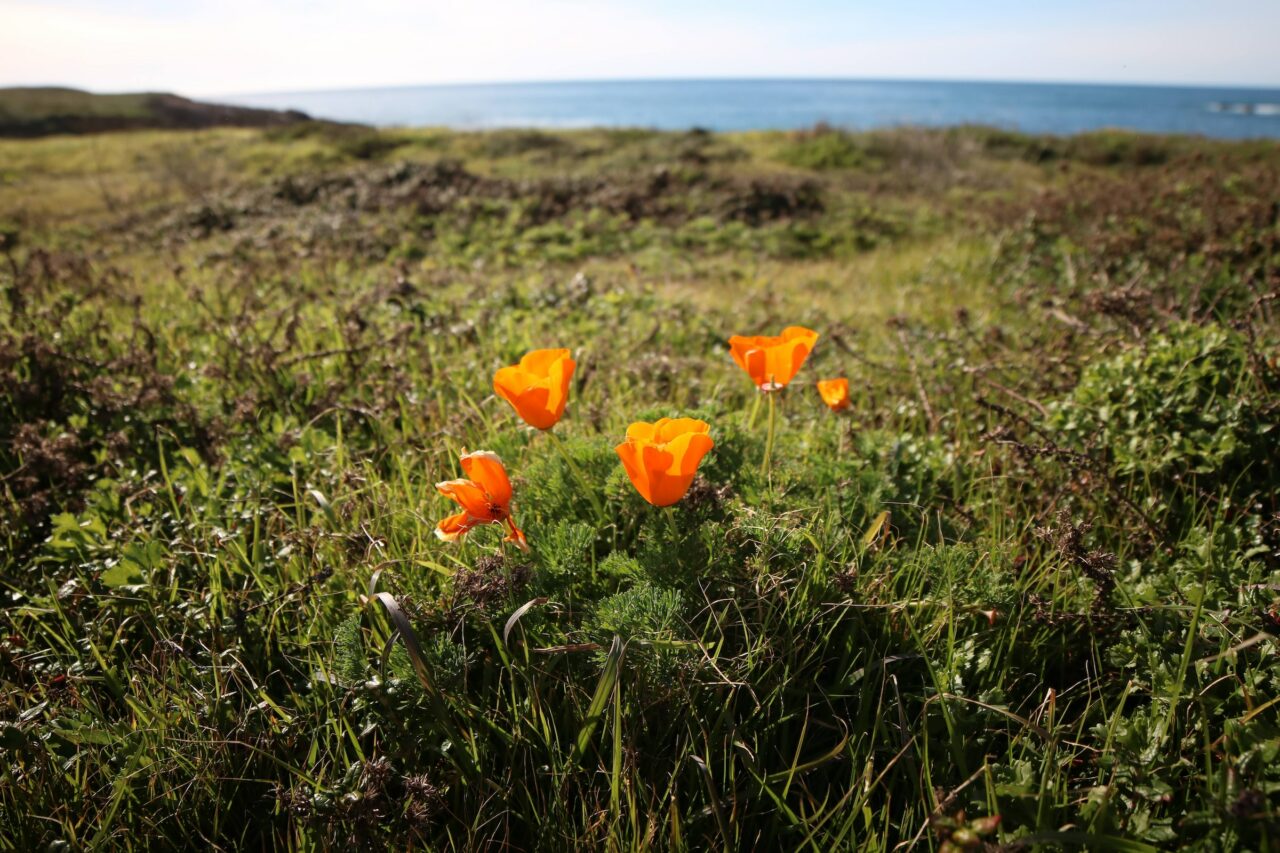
[615,418,714,507]
[728,326,819,391]
[493,348,576,430]
[435,450,528,551]
[817,377,850,411]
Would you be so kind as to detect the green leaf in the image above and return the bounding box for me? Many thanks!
[100,561,144,588]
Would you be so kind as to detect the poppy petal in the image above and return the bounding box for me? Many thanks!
[520,347,571,374]
[665,431,715,476]
[615,440,651,503]
[655,417,709,444]
[648,471,697,507]
[637,443,678,506]
[503,517,529,552]
[494,352,569,430]
[617,418,714,507]
[817,378,850,410]
[729,327,819,390]
[626,421,657,443]
[728,336,754,373]
[544,353,575,424]
[436,478,494,519]
[435,510,480,542]
[493,364,531,401]
[460,450,512,506]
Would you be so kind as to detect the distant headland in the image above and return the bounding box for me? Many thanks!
[0,87,311,137]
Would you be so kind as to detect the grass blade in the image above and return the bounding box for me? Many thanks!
[570,635,624,765]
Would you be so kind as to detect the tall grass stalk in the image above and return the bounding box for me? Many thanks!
[760,390,778,477]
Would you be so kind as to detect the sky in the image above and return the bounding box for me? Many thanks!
[2,0,1279,97]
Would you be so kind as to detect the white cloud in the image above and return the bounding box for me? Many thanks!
[0,0,783,94]
[1,0,1276,95]
[800,20,1278,87]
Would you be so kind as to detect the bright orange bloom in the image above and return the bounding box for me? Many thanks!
[493,348,576,430]
[615,418,714,507]
[435,450,528,551]
[816,377,850,411]
[728,326,819,391]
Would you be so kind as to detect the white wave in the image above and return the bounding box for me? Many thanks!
[1206,101,1280,117]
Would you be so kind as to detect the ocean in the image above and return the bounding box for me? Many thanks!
[224,79,1280,139]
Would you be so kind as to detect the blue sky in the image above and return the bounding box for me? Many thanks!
[3,0,1278,95]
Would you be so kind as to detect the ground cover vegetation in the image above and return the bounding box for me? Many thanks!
[0,121,1278,849]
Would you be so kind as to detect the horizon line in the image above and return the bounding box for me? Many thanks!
[212,75,1280,100]
[8,74,1275,101]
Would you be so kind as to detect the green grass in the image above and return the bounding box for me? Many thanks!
[1,124,1278,850]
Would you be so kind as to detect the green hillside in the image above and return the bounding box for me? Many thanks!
[0,86,308,137]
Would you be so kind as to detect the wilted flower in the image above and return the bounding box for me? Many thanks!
[435,450,528,550]
[816,377,850,411]
[615,418,714,507]
[728,326,819,391]
[493,348,576,430]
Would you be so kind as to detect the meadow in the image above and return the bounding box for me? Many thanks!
[1,120,1277,850]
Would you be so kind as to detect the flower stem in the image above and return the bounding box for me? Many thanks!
[760,390,778,478]
[547,429,607,525]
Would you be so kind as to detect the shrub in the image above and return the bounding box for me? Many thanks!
[478,129,571,159]
[777,126,878,171]
[1050,322,1277,500]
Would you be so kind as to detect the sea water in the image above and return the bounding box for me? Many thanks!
[226,78,1280,138]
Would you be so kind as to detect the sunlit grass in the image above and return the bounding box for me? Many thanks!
[1,124,1277,850]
